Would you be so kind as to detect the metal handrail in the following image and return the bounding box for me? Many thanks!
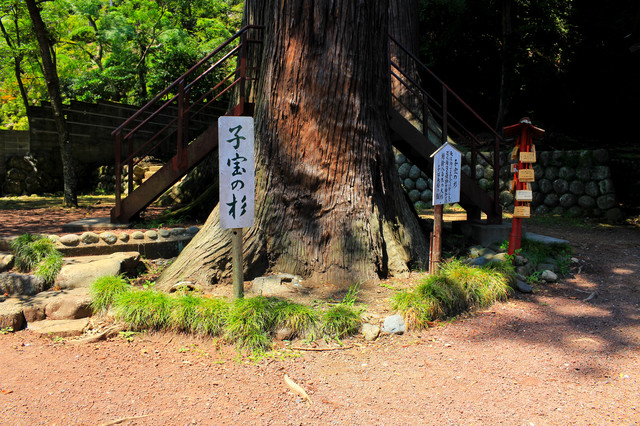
[112,25,264,220]
[389,35,503,219]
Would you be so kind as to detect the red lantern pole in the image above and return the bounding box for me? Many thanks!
[504,118,544,256]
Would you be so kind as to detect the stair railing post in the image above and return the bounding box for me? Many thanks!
[176,78,185,169]
[127,136,133,197]
[422,91,429,140]
[238,29,248,115]
[493,135,501,223]
[114,130,122,221]
[441,86,448,145]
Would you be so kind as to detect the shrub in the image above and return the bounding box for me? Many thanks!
[322,304,362,339]
[10,234,63,284]
[90,275,132,313]
[393,258,514,330]
[114,289,173,330]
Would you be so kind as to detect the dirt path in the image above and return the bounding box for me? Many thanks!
[1,207,639,424]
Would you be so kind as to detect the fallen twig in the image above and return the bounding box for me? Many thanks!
[284,374,311,404]
[290,345,352,352]
[99,414,152,426]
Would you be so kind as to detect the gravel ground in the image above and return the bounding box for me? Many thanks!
[0,206,639,425]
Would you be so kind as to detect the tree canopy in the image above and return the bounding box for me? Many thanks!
[0,0,243,129]
[2,0,638,147]
[418,0,640,146]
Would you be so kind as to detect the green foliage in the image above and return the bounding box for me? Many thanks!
[0,0,244,126]
[89,280,363,355]
[192,297,229,337]
[114,289,172,330]
[520,238,573,269]
[11,233,45,272]
[10,234,63,284]
[33,250,63,284]
[392,259,514,330]
[89,275,132,313]
[322,305,361,340]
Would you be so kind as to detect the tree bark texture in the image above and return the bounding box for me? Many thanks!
[25,0,77,207]
[157,0,429,291]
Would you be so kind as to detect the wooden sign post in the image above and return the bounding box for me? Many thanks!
[219,116,255,299]
[430,142,462,274]
[504,117,544,256]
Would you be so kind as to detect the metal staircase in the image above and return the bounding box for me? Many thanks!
[388,36,504,224]
[111,27,502,226]
[110,26,263,223]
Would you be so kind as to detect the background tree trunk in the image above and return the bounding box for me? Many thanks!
[496,0,513,132]
[157,0,429,292]
[25,0,77,207]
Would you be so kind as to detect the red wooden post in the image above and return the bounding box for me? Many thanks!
[430,204,443,274]
[504,117,544,256]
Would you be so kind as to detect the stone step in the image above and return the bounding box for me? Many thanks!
[27,318,91,338]
[0,287,93,332]
[55,251,140,290]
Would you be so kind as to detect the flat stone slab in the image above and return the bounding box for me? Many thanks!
[524,232,570,245]
[27,318,90,338]
[55,252,140,289]
[61,217,130,233]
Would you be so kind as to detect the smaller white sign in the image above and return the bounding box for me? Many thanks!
[431,142,462,206]
[219,116,255,229]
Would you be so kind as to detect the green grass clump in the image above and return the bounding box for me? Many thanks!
[322,304,362,339]
[114,289,172,330]
[169,293,230,336]
[520,238,573,268]
[10,233,63,284]
[33,250,63,284]
[274,301,319,337]
[89,275,132,313]
[193,297,229,336]
[440,259,513,307]
[170,292,204,333]
[392,259,514,330]
[225,296,281,353]
[89,279,363,354]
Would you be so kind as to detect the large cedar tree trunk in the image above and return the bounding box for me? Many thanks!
[157,0,429,292]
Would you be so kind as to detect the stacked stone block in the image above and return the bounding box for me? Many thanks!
[395,148,621,221]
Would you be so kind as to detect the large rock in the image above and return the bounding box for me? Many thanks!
[0,254,14,272]
[596,194,617,210]
[0,299,26,330]
[251,273,304,298]
[0,273,47,296]
[382,314,405,335]
[538,179,553,194]
[54,252,140,289]
[44,288,93,320]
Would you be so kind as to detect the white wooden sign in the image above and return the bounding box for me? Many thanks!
[431,142,462,206]
[219,116,255,229]
[515,189,533,202]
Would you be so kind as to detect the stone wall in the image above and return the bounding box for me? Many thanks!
[0,131,30,189]
[395,148,621,221]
